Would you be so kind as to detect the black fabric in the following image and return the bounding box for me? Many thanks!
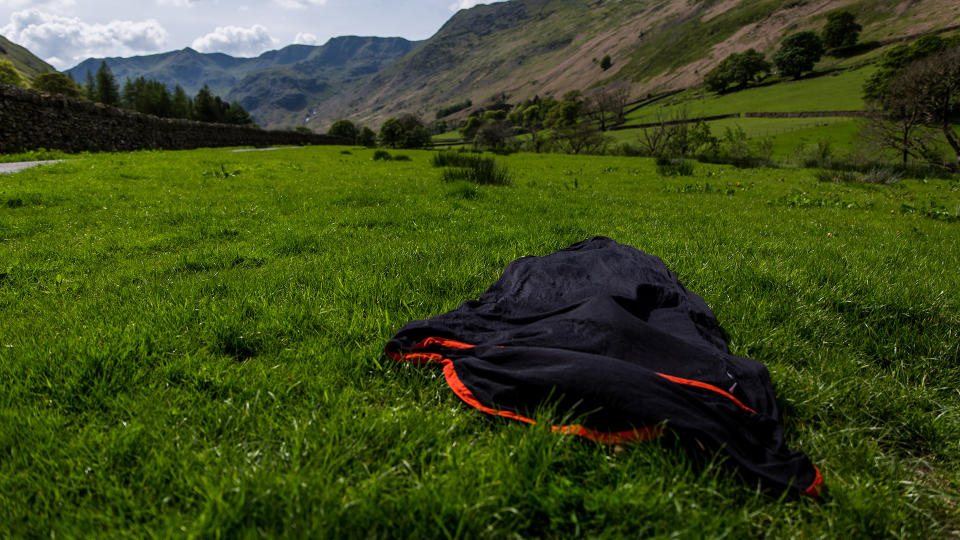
[386,236,819,494]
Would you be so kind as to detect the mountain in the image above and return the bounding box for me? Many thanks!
[0,34,56,80]
[226,36,421,128]
[306,0,960,129]
[62,0,960,130]
[66,45,318,97]
[65,36,418,126]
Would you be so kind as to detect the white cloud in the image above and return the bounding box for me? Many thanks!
[3,0,75,9]
[293,32,319,45]
[156,0,196,6]
[449,0,505,11]
[190,24,277,56]
[272,0,327,9]
[1,9,169,69]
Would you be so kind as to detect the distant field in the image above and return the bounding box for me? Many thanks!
[608,117,864,161]
[625,66,876,124]
[1,147,958,537]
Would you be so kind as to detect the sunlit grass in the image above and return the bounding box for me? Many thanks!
[0,146,958,537]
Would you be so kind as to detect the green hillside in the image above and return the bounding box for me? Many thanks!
[307,0,960,129]
[0,34,55,80]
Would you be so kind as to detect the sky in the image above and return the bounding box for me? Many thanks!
[0,0,508,70]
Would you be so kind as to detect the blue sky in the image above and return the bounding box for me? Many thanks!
[0,0,507,70]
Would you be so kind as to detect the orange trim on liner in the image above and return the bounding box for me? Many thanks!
[803,466,824,498]
[654,372,757,414]
[442,359,662,445]
[412,337,477,351]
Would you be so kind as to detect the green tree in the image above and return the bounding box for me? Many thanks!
[170,85,192,119]
[32,72,83,97]
[519,104,546,152]
[877,47,960,167]
[224,102,254,125]
[357,126,377,147]
[121,76,172,117]
[193,85,226,123]
[328,119,359,142]
[378,118,404,148]
[84,71,96,100]
[379,114,432,148]
[704,49,770,92]
[459,116,483,140]
[862,35,960,101]
[599,55,612,71]
[0,59,28,88]
[546,100,581,128]
[773,32,824,79]
[822,11,861,50]
[95,61,120,105]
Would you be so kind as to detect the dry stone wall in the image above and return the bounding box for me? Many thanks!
[0,84,349,153]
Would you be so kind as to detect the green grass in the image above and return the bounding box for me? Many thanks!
[610,118,864,161]
[0,148,75,164]
[1,146,959,537]
[625,66,876,125]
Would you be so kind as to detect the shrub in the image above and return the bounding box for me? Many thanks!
[814,168,902,184]
[446,181,482,200]
[373,150,392,161]
[0,59,27,88]
[392,154,412,162]
[432,150,485,168]
[31,72,82,97]
[655,156,695,176]
[814,169,860,183]
[440,156,511,186]
[861,167,902,184]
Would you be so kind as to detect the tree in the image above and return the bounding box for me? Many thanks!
[84,71,97,100]
[357,126,377,147]
[545,98,582,129]
[122,76,172,117]
[95,61,119,105]
[378,114,431,148]
[0,59,28,88]
[474,120,513,152]
[193,85,226,123]
[585,86,629,130]
[170,85,192,119]
[704,49,770,92]
[879,47,960,166]
[31,72,83,97]
[773,32,824,79]
[599,55,612,71]
[862,35,960,101]
[328,119,359,142]
[822,11,861,50]
[459,116,483,140]
[224,101,254,125]
[519,104,546,152]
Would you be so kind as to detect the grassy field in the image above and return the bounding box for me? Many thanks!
[625,66,876,125]
[1,146,959,537]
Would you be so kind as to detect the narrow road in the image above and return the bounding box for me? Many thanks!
[0,160,63,175]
